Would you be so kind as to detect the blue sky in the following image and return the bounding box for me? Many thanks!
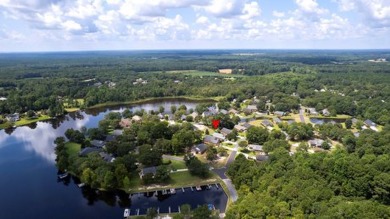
[0,0,389,52]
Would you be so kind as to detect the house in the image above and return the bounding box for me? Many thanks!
[99,152,115,162]
[220,109,228,115]
[242,122,252,129]
[322,108,330,116]
[351,118,358,125]
[307,108,318,116]
[212,132,225,141]
[274,111,286,117]
[112,129,123,136]
[193,143,208,154]
[6,113,20,122]
[91,140,105,148]
[308,139,324,147]
[202,107,218,117]
[248,144,263,151]
[274,118,282,124]
[79,147,102,156]
[364,119,376,127]
[262,120,273,127]
[190,112,199,118]
[245,105,258,113]
[132,115,142,122]
[234,124,247,132]
[204,135,220,145]
[353,132,360,138]
[120,118,132,128]
[220,128,232,136]
[228,109,239,114]
[180,115,187,121]
[256,155,269,162]
[139,166,157,179]
[0,97,6,101]
[105,135,116,142]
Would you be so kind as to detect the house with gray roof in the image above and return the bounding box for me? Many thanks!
[245,105,258,113]
[262,120,273,127]
[274,111,286,117]
[364,119,376,127]
[220,128,232,136]
[193,143,208,154]
[248,144,263,151]
[91,140,105,148]
[309,139,324,147]
[212,132,225,141]
[204,135,220,145]
[234,124,247,132]
[79,147,102,156]
[256,155,269,162]
[99,152,115,162]
[139,166,157,179]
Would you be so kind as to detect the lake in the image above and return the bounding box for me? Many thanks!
[0,99,227,219]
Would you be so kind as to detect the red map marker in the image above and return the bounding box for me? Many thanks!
[212,119,220,129]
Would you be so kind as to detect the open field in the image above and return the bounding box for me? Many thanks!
[0,114,51,129]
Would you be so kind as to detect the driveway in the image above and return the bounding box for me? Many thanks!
[299,108,305,123]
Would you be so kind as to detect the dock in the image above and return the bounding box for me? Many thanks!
[196,186,201,191]
[181,187,185,192]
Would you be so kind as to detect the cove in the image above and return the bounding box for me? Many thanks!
[0,99,227,219]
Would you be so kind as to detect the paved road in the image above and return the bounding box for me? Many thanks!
[162,155,184,161]
[222,179,238,202]
[299,108,306,123]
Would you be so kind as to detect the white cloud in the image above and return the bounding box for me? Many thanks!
[273,11,285,18]
[196,16,209,24]
[295,0,327,15]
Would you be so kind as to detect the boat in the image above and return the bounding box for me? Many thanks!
[170,188,176,194]
[124,208,130,218]
[77,183,85,188]
[196,186,202,191]
[58,172,69,179]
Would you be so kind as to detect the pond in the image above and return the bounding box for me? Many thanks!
[0,99,226,219]
[310,118,346,125]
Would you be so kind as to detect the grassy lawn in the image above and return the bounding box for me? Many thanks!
[0,114,52,129]
[163,158,187,170]
[65,142,81,157]
[169,171,218,187]
[166,70,246,78]
[310,114,351,119]
[64,108,80,112]
[249,119,262,127]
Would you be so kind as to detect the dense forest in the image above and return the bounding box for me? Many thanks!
[0,50,389,126]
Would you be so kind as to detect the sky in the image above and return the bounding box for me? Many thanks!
[0,0,390,52]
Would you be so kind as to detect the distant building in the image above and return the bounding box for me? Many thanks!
[245,105,258,113]
[307,108,318,116]
[0,97,7,101]
[322,109,330,116]
[274,118,282,124]
[132,115,142,122]
[234,124,247,132]
[262,120,273,127]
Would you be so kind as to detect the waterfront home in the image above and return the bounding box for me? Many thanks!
[322,108,330,116]
[0,97,6,101]
[112,129,124,136]
[307,108,318,116]
[120,118,131,128]
[132,115,142,122]
[308,139,324,147]
[139,166,157,179]
[79,147,102,156]
[220,109,228,115]
[193,143,208,154]
[364,119,376,127]
[6,113,20,122]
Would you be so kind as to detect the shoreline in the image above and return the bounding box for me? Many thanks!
[86,96,218,109]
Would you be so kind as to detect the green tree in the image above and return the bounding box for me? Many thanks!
[247,126,268,144]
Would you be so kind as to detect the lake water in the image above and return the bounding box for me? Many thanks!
[0,99,226,219]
